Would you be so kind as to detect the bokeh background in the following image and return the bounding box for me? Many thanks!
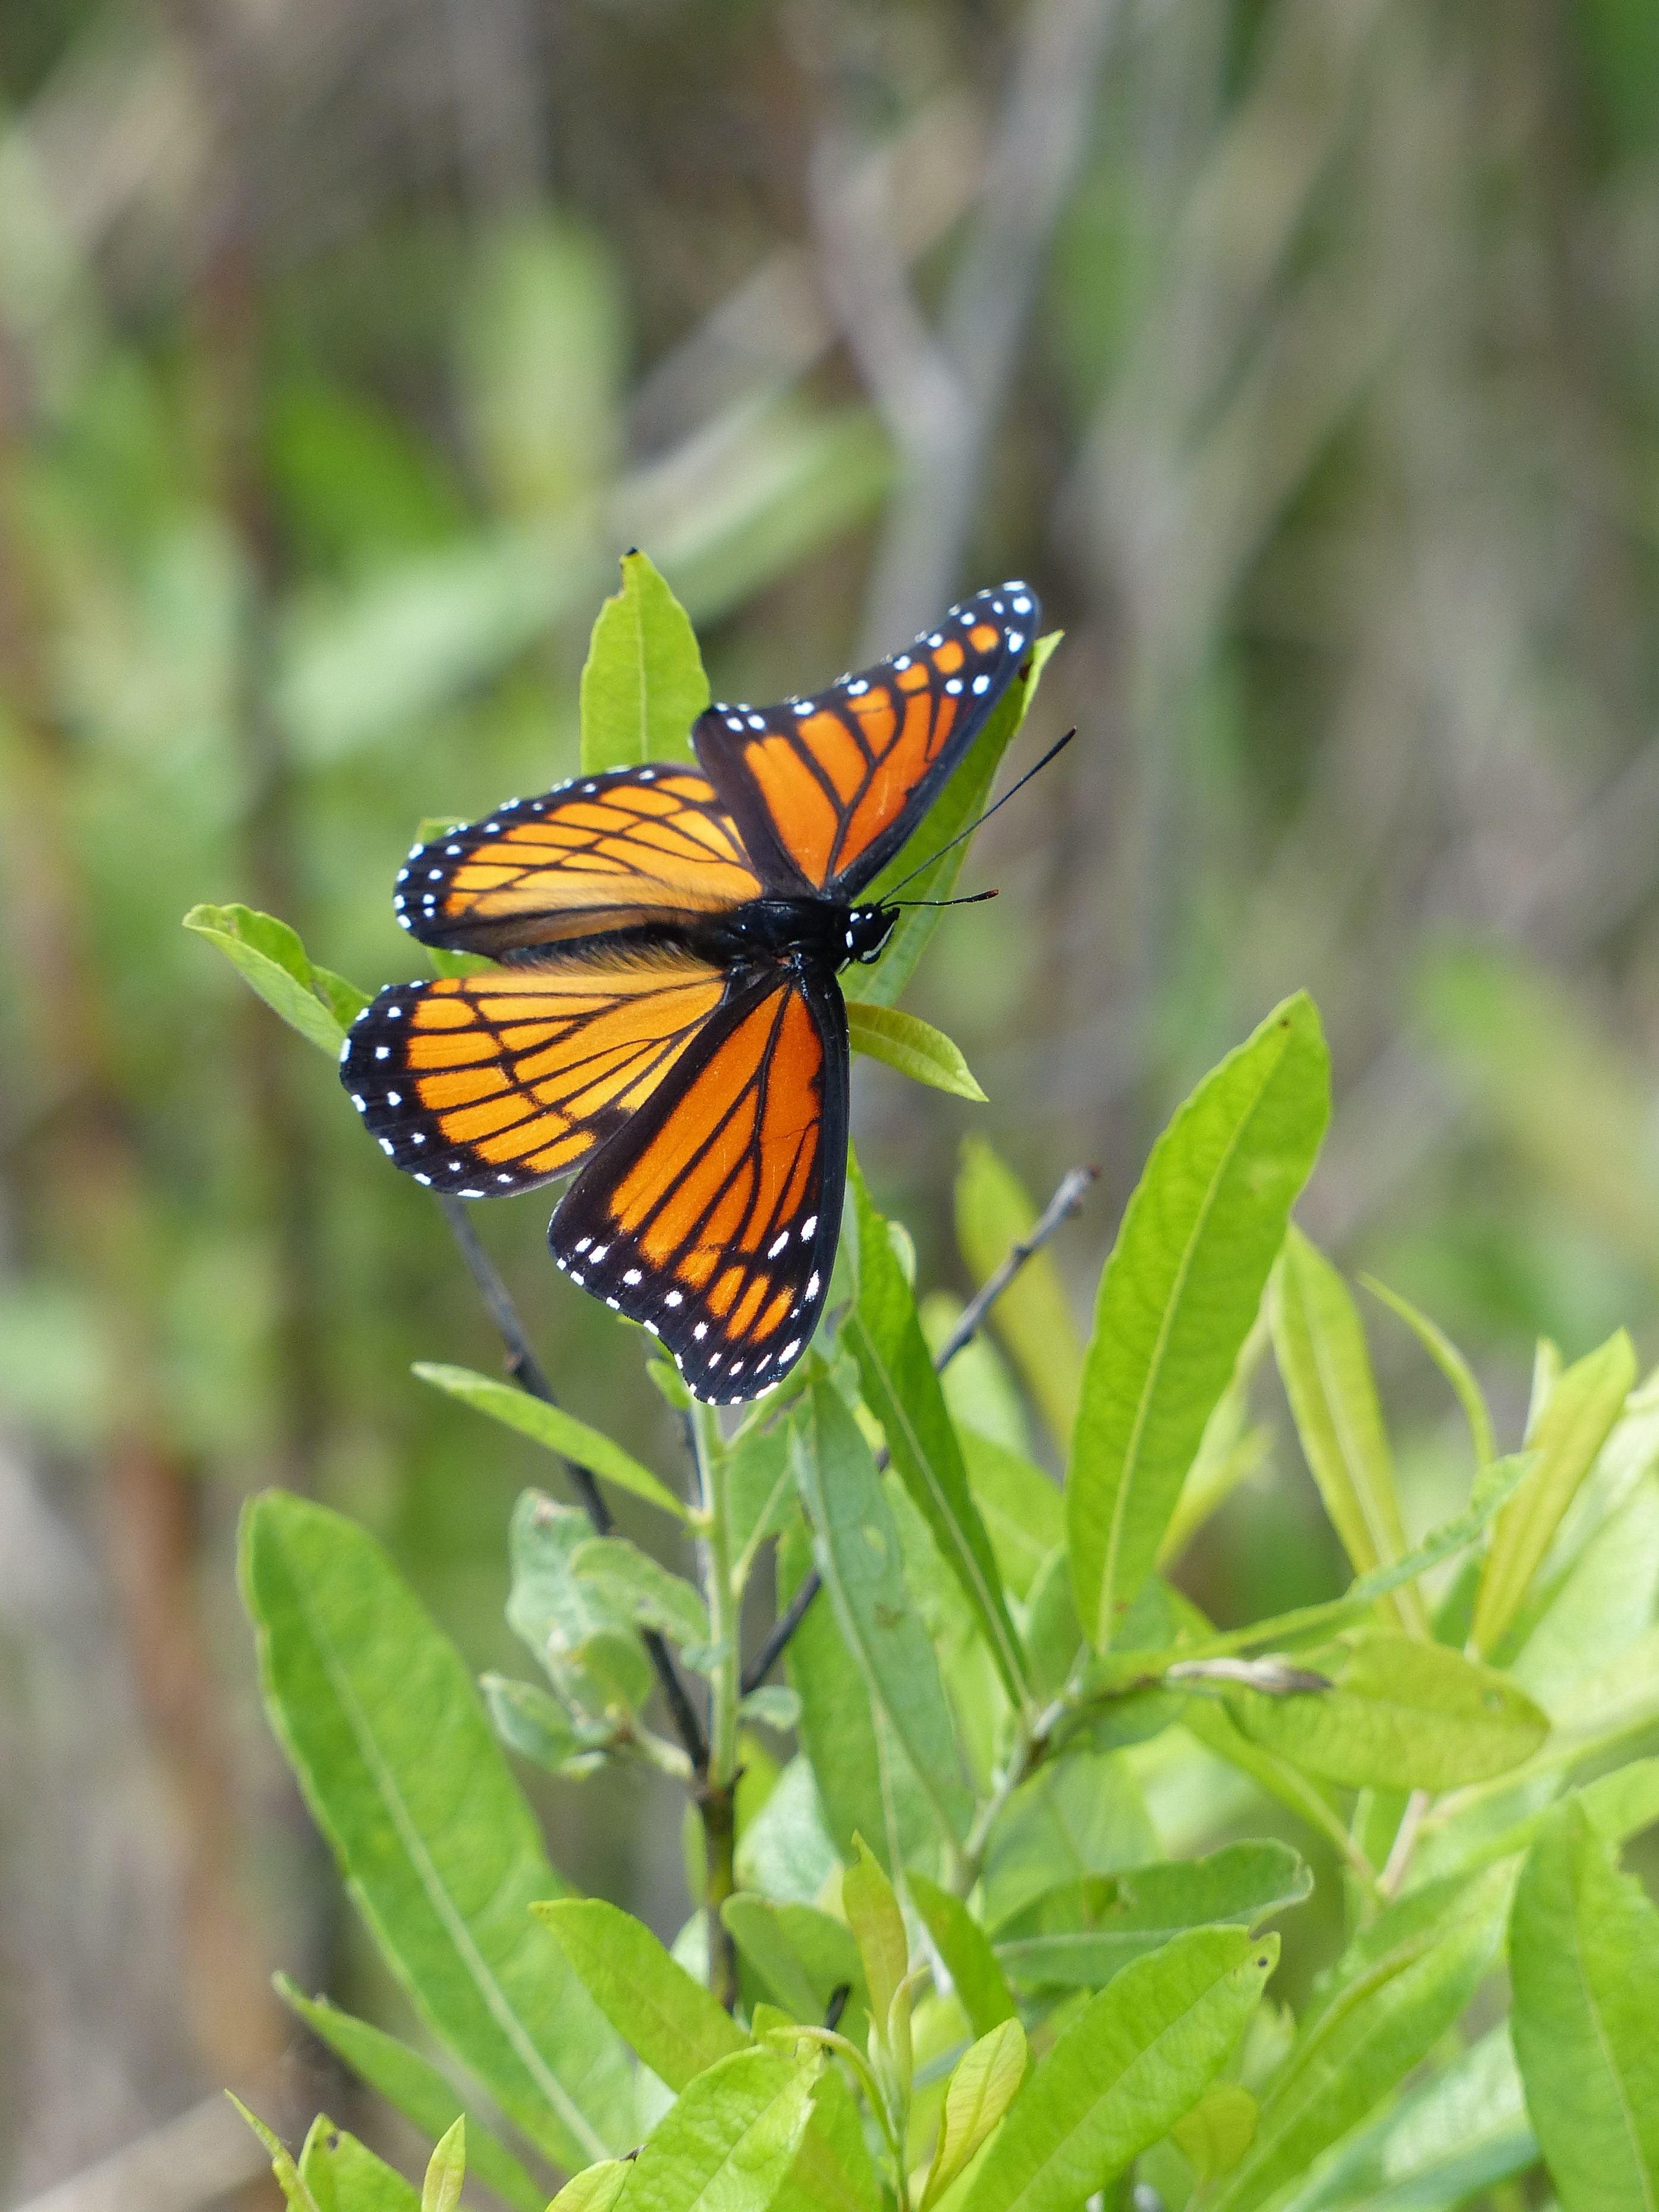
[5,0,1659,2201]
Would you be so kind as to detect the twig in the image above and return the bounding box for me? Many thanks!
[436,1195,709,1774]
[740,1163,1097,1693]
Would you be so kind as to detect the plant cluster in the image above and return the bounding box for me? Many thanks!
[197,569,1659,2212]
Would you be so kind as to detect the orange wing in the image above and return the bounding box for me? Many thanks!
[398,765,762,957]
[549,969,848,1402]
[338,948,730,1193]
[692,581,1039,898]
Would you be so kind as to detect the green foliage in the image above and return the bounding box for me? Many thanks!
[844,1004,988,1102]
[206,570,1659,2212]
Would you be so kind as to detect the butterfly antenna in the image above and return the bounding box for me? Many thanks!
[883,888,1000,909]
[879,727,1076,900]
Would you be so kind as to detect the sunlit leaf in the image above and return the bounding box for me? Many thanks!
[921,2020,1028,2211]
[184,901,370,1055]
[421,2118,464,2212]
[534,1898,749,2091]
[414,1365,687,1520]
[846,1001,988,1101]
[910,1872,1019,2041]
[613,2048,819,2212]
[299,2114,422,2211]
[580,548,707,773]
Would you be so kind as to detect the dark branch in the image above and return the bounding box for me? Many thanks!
[740,1163,1098,1694]
[436,1195,709,1774]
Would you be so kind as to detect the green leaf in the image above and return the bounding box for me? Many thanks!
[955,1139,1086,1450]
[791,1380,972,1846]
[572,1537,712,1656]
[1170,2083,1258,2182]
[422,2118,465,2212]
[505,1493,653,1720]
[723,1897,868,2043]
[846,1167,1028,1703]
[1069,995,1330,1651]
[534,1898,749,2091]
[184,903,370,1055]
[481,1674,613,1779]
[1510,1798,1659,2211]
[960,1927,1276,2212]
[958,1432,1063,1603]
[550,2163,633,2212]
[992,1843,1311,1993]
[777,1519,935,1877]
[1218,1631,1548,1791]
[1275,2024,1534,2212]
[1471,1328,1636,1655]
[240,1493,630,2170]
[1157,1322,1272,1567]
[846,1002,987,1101]
[615,2048,819,2212]
[842,1836,910,2041]
[847,635,1059,1010]
[276,1977,548,2212]
[299,2116,423,2211]
[1206,1867,1510,2212]
[980,1751,1158,1932]
[910,1872,1018,2040]
[580,549,708,774]
[1268,1227,1424,1635]
[414,1365,687,1520]
[229,2095,324,2212]
[1360,1274,1497,1469]
[922,2021,1028,2211]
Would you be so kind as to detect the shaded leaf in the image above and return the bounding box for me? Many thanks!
[722,1897,868,2044]
[480,1673,612,1779]
[1361,1274,1496,1470]
[955,1138,1086,1450]
[959,1431,1063,1603]
[1070,995,1330,1651]
[910,1871,1019,2041]
[230,2097,323,2212]
[842,1836,910,2043]
[572,1537,712,1656]
[415,1365,687,1520]
[981,1751,1158,1932]
[1170,2083,1258,2182]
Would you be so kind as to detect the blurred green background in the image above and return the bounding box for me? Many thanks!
[4,0,1659,2200]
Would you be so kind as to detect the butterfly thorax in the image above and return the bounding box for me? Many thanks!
[698,897,897,973]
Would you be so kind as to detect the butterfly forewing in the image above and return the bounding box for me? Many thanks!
[692,580,1040,900]
[549,969,847,1402]
[340,950,730,1195]
[398,765,762,957]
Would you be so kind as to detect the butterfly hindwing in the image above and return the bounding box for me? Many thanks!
[549,967,847,1402]
[397,765,762,957]
[692,580,1040,900]
[338,949,730,1195]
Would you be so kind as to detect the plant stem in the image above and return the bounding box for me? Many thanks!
[741,1163,1097,1692]
[692,1398,742,2010]
[436,1193,709,1774]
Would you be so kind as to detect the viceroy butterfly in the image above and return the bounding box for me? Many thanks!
[340,580,1041,1402]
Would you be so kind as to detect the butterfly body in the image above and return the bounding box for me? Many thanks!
[342,580,1041,1401]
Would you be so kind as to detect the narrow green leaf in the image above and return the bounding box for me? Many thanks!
[1219,1632,1547,1791]
[792,1380,972,1846]
[240,1493,630,2170]
[958,1431,1063,1603]
[1268,1227,1423,1635]
[1275,2024,1534,2212]
[1070,995,1330,1651]
[777,1519,935,1877]
[422,2118,465,2212]
[955,1138,1086,1450]
[229,2097,324,2212]
[550,2162,632,2212]
[1170,2083,1258,2182]
[910,1872,1018,2040]
[615,2048,819,2212]
[723,1897,868,2043]
[992,1842,1311,1993]
[300,2116,423,2211]
[922,2021,1028,2211]
[534,1898,749,2092]
[847,634,1059,1010]
[1472,1328,1636,1655]
[847,1002,987,1101]
[961,1927,1277,2212]
[846,1166,1028,1703]
[1207,1867,1510,2212]
[481,1674,612,1779]
[1360,1274,1497,1469]
[414,1365,687,1520]
[276,1977,548,2212]
[1157,1322,1272,1566]
[185,902,369,1055]
[842,1836,910,2038]
[580,549,707,773]
[505,1493,653,1720]
[1510,1799,1659,2211]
